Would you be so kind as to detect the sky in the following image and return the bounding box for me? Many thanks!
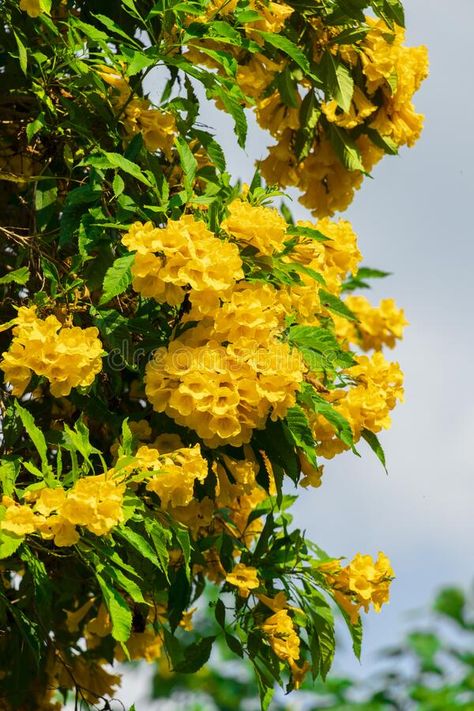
[70,1,474,706]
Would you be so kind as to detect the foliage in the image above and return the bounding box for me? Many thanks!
[0,0,427,708]
[149,585,474,711]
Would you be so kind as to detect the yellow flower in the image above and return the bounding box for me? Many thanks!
[115,628,163,662]
[322,87,377,129]
[334,296,408,351]
[221,199,287,256]
[261,609,300,662]
[180,607,197,632]
[145,444,209,508]
[58,474,125,537]
[321,552,394,622]
[65,599,95,633]
[289,659,310,689]
[0,307,103,397]
[19,0,42,17]
[122,215,243,308]
[226,563,260,598]
[1,502,37,536]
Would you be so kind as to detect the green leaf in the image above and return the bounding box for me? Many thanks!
[175,527,192,580]
[175,137,197,197]
[225,632,244,658]
[0,530,24,560]
[320,289,357,321]
[275,67,300,109]
[258,32,311,76]
[13,31,27,75]
[308,590,336,679]
[286,225,329,242]
[301,386,354,449]
[284,405,317,466]
[112,173,125,198]
[327,125,365,173]
[433,588,466,628]
[371,0,405,27]
[26,113,45,143]
[319,52,354,112]
[115,526,162,570]
[0,459,20,497]
[173,636,216,673]
[92,14,139,44]
[102,564,146,604]
[208,85,247,147]
[96,574,132,642]
[62,419,101,468]
[361,429,387,472]
[84,153,152,187]
[144,518,170,577]
[21,546,52,615]
[0,268,30,286]
[99,253,135,305]
[366,128,399,155]
[14,402,51,475]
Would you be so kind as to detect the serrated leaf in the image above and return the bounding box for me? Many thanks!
[320,289,357,321]
[285,405,317,466]
[366,127,399,155]
[308,590,336,679]
[175,136,197,197]
[0,268,30,286]
[115,526,162,570]
[301,386,354,448]
[209,86,247,148]
[97,574,132,642]
[327,125,365,173]
[286,225,329,242]
[83,152,152,187]
[258,31,311,76]
[99,253,135,305]
[362,429,387,472]
[320,52,354,112]
[15,402,51,475]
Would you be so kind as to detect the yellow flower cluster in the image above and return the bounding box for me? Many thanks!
[312,352,404,459]
[221,199,288,256]
[1,307,103,397]
[122,215,243,312]
[1,473,125,545]
[19,0,41,17]
[277,216,361,326]
[350,18,429,148]
[145,322,304,447]
[201,0,292,35]
[257,18,427,217]
[334,296,408,351]
[321,551,394,623]
[140,443,209,508]
[97,67,176,155]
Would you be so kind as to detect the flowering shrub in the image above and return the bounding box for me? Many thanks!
[0,0,426,709]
